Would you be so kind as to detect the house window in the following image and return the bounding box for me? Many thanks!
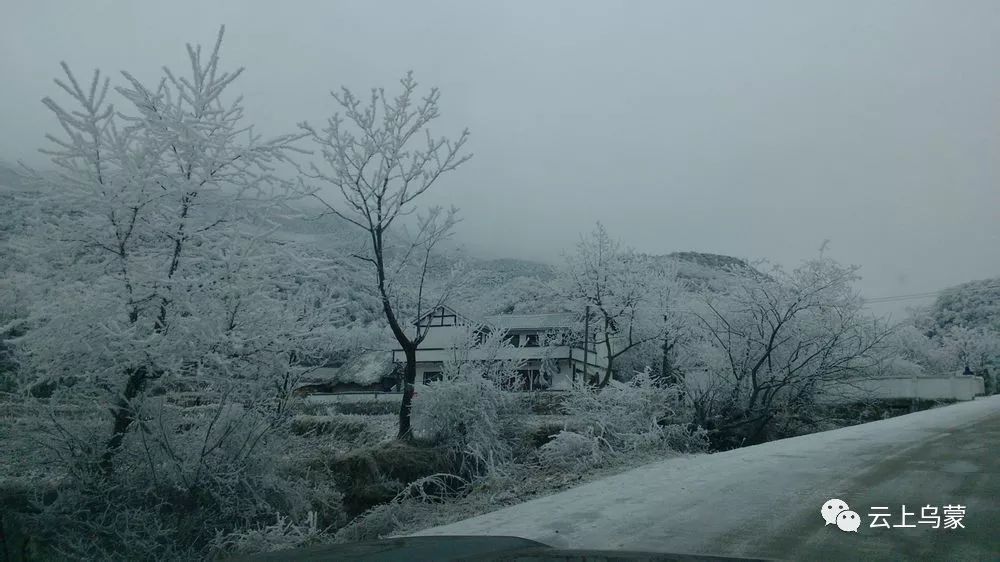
[474,329,488,345]
[505,334,520,347]
[422,371,443,385]
[524,334,539,347]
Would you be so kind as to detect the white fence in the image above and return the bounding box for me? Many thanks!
[683,371,986,403]
[305,376,987,405]
[305,392,403,404]
[819,376,985,403]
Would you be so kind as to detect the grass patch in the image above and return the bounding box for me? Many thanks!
[334,400,399,416]
[291,414,369,437]
[317,439,453,517]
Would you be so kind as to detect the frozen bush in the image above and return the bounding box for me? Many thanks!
[411,330,525,478]
[660,423,710,453]
[333,473,467,543]
[537,430,607,470]
[411,377,515,477]
[22,395,343,561]
[210,511,325,556]
[333,500,434,544]
[562,370,694,454]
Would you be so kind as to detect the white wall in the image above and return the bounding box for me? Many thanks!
[820,376,985,402]
[683,371,986,403]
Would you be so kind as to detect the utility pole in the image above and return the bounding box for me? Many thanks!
[582,305,590,386]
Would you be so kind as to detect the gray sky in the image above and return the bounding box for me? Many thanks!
[3,1,999,317]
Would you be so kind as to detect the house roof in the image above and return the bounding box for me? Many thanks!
[412,305,578,332]
[301,351,396,385]
[483,312,577,330]
[412,304,479,326]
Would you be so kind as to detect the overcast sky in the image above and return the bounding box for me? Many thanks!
[3,1,998,317]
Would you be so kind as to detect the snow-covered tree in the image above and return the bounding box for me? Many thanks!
[558,223,672,386]
[616,259,694,385]
[9,29,344,559]
[457,274,567,318]
[938,325,999,394]
[942,326,998,375]
[886,315,999,389]
[884,322,954,376]
[16,27,337,471]
[300,72,471,438]
[688,253,892,447]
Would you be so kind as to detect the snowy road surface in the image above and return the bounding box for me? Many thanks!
[413,396,1000,560]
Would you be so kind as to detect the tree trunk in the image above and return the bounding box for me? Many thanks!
[598,318,615,387]
[599,363,614,387]
[100,366,147,476]
[396,346,417,440]
[744,413,773,446]
[661,329,673,385]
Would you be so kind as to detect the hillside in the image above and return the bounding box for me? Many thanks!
[924,277,1000,335]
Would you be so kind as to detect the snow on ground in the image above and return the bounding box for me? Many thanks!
[411,396,1000,557]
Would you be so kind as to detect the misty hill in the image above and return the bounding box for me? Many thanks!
[668,251,751,271]
[924,277,1000,335]
[0,161,26,189]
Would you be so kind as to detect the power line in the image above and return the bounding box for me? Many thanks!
[862,284,1000,305]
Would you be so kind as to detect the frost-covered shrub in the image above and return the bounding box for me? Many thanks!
[292,414,396,451]
[561,370,694,454]
[660,422,710,453]
[537,430,607,470]
[333,473,466,543]
[333,498,434,544]
[23,396,343,561]
[411,330,525,478]
[210,511,326,556]
[517,391,567,415]
[411,376,517,478]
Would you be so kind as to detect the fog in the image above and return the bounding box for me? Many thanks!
[3,0,998,317]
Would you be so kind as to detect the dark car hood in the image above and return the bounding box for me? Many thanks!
[233,535,773,561]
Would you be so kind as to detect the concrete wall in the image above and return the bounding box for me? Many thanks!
[683,370,986,403]
[820,376,985,403]
[306,392,402,404]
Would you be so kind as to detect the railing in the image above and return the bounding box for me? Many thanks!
[304,388,572,403]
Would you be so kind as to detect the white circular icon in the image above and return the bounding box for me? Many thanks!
[836,510,861,532]
[821,498,850,525]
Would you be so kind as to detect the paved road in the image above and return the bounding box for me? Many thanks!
[414,396,1000,561]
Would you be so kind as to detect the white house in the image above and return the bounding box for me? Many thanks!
[391,305,609,390]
